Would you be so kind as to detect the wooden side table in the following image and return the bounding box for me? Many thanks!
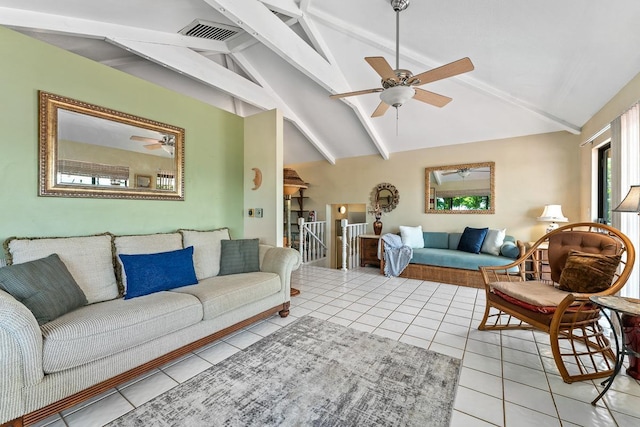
[359,234,381,267]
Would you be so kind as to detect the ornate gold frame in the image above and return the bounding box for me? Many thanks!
[38,91,185,200]
[424,161,495,214]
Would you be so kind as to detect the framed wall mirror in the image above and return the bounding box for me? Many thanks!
[39,91,185,200]
[425,161,495,214]
[371,182,400,213]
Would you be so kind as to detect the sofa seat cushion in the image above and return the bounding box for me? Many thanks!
[411,248,516,272]
[40,291,203,374]
[171,272,281,320]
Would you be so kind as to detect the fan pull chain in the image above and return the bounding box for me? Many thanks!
[396,107,399,136]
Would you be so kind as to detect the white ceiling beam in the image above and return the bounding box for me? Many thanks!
[298,15,389,159]
[258,0,302,18]
[107,38,276,110]
[206,0,390,160]
[0,7,229,53]
[232,52,337,164]
[307,7,582,135]
[203,0,344,91]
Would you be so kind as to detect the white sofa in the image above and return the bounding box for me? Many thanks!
[0,229,301,426]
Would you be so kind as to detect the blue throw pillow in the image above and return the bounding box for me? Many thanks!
[120,246,198,300]
[457,227,489,254]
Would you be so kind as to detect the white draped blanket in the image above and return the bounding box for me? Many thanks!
[381,233,413,277]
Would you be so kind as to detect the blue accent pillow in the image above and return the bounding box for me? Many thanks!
[120,246,198,300]
[457,227,489,254]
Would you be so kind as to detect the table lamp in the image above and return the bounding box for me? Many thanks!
[537,204,568,233]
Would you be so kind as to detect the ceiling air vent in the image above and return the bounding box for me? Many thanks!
[179,19,242,41]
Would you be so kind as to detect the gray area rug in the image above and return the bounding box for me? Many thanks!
[109,317,461,427]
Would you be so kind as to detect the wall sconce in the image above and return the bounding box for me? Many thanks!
[537,204,568,233]
[338,205,346,214]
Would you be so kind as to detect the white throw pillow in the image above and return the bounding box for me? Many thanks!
[180,228,231,280]
[399,225,424,249]
[481,228,506,256]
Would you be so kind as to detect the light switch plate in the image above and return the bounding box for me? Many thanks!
[255,208,263,218]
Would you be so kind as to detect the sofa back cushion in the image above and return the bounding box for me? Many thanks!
[448,233,462,250]
[5,233,117,304]
[114,232,183,296]
[179,228,230,280]
[423,232,449,249]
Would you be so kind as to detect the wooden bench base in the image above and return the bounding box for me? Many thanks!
[381,262,485,288]
[4,302,290,427]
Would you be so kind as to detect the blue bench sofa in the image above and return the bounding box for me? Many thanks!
[382,231,524,288]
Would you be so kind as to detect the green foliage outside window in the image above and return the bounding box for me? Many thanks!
[437,196,490,211]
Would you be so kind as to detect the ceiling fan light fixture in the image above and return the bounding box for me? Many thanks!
[458,169,471,178]
[380,86,415,108]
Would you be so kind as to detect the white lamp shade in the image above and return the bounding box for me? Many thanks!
[380,86,415,107]
[613,185,640,213]
[537,205,568,222]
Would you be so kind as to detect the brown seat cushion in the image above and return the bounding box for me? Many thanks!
[558,250,621,293]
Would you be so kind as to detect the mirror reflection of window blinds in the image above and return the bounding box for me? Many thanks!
[156,170,176,190]
[57,159,129,180]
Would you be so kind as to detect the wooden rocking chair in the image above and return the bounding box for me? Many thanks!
[478,222,635,383]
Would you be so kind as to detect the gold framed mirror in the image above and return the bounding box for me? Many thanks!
[371,182,400,213]
[425,161,495,214]
[39,91,184,200]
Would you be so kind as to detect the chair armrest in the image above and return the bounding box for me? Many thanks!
[260,247,302,298]
[0,289,45,422]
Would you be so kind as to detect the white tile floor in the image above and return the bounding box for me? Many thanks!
[35,265,640,427]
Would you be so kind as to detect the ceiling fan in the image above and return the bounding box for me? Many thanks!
[329,0,474,118]
[130,134,175,155]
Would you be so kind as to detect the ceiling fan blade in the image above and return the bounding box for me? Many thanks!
[410,57,474,86]
[131,135,161,144]
[144,143,163,150]
[329,88,383,99]
[365,57,397,82]
[371,101,390,118]
[413,88,452,108]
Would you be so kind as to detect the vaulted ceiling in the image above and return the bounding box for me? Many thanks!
[3,0,640,165]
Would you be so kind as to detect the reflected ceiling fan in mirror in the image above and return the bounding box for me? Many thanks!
[329,0,474,118]
[442,167,490,178]
[130,134,176,155]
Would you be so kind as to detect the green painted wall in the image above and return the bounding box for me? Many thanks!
[0,27,245,254]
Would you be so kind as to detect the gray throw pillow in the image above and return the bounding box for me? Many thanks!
[219,239,260,276]
[0,253,87,325]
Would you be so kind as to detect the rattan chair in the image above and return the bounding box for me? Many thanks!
[478,222,635,383]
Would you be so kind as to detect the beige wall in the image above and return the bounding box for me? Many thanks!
[288,131,580,243]
[244,109,284,246]
[580,71,640,220]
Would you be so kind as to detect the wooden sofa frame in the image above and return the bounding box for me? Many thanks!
[2,302,290,427]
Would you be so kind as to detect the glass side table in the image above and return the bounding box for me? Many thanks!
[589,295,640,405]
